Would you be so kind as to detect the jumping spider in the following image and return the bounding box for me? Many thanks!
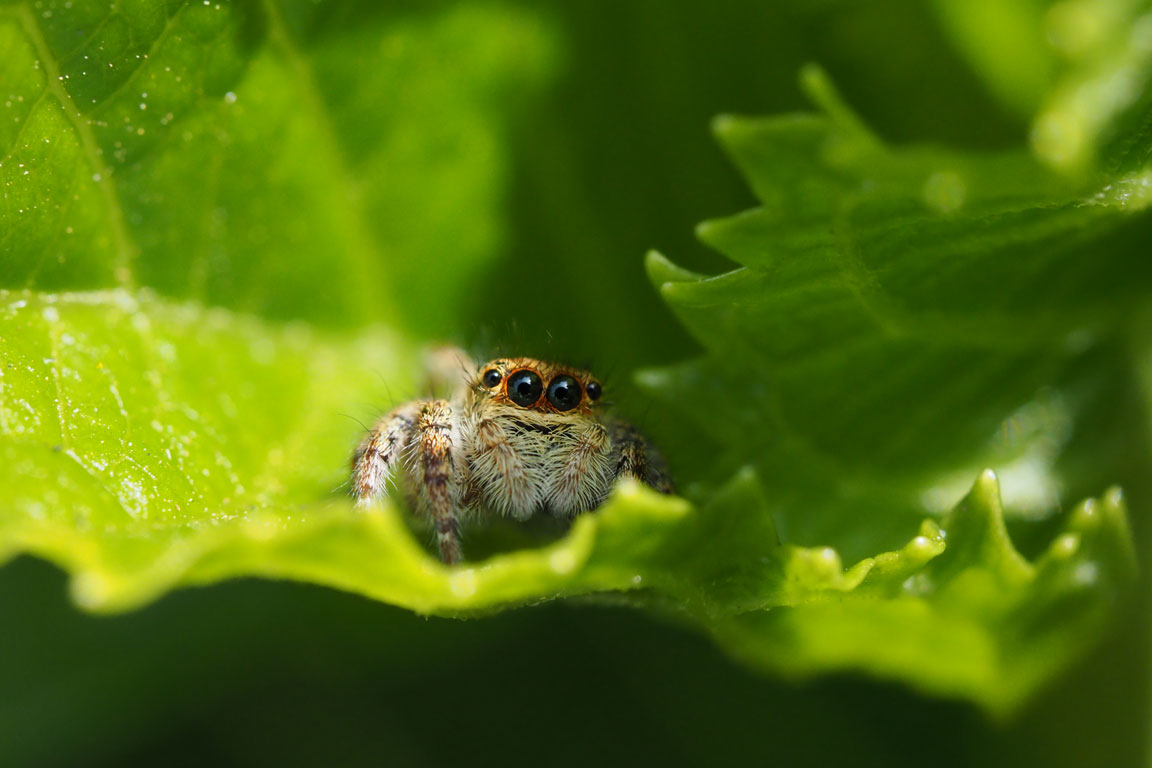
[351,353,673,563]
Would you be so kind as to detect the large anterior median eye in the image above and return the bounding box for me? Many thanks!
[507,369,543,407]
[546,375,582,411]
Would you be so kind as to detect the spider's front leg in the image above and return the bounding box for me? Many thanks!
[416,399,463,564]
[352,402,422,506]
[351,399,463,563]
[609,420,675,494]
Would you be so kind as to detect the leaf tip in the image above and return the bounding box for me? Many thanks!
[693,218,717,242]
[797,62,879,147]
[974,467,1001,498]
[908,531,946,561]
[711,113,740,139]
[1069,485,1136,575]
[797,62,830,98]
[644,250,705,288]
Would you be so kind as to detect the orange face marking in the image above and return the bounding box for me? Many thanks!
[474,357,602,416]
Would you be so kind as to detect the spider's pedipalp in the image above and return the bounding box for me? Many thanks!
[471,416,539,520]
[609,419,675,494]
[545,422,613,515]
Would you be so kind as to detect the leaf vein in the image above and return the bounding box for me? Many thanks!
[86,3,187,120]
[0,88,50,165]
[16,2,139,288]
[256,0,387,320]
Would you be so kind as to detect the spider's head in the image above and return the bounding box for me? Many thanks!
[473,358,603,415]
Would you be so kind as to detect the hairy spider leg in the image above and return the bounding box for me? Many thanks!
[417,400,462,563]
[352,402,421,504]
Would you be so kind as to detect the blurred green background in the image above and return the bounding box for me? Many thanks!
[2,0,1150,765]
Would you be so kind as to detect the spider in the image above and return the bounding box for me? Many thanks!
[351,352,673,563]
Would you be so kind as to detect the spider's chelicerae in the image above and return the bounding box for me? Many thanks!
[351,353,673,563]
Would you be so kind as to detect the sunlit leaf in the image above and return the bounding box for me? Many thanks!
[0,292,1129,717]
[0,0,553,332]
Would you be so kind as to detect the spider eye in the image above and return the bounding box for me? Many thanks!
[546,375,582,411]
[586,380,602,401]
[482,369,502,388]
[507,370,543,407]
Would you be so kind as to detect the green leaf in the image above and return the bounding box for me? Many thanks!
[0,0,554,332]
[703,470,1134,717]
[633,66,1141,711]
[0,288,417,609]
[0,290,1129,716]
[641,66,1151,552]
